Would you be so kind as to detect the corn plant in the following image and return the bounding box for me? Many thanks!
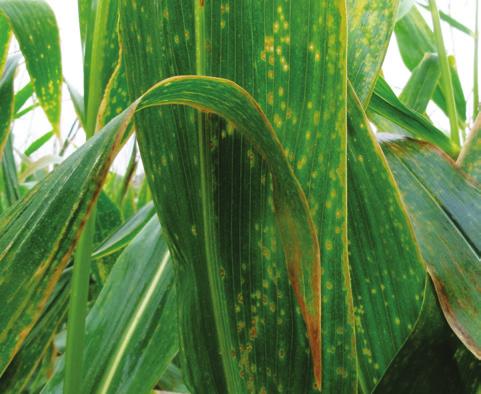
[0,0,480,393]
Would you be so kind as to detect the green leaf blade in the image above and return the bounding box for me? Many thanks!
[0,0,62,133]
[382,135,481,360]
[120,1,353,391]
[0,108,132,374]
[347,86,425,392]
[44,217,178,394]
[0,56,17,159]
[348,0,400,104]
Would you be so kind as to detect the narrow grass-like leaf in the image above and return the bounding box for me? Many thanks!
[381,135,481,359]
[1,136,19,206]
[92,201,155,259]
[418,2,475,36]
[24,131,54,156]
[44,217,178,394]
[0,0,62,132]
[0,14,10,75]
[0,56,17,159]
[369,78,457,156]
[347,86,425,392]
[66,81,85,130]
[395,6,466,124]
[83,0,120,135]
[347,0,399,104]
[13,82,32,113]
[399,52,440,113]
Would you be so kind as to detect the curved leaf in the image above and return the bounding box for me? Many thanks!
[1,73,322,390]
[138,75,323,389]
[399,52,440,113]
[381,135,481,359]
[395,6,466,123]
[0,0,62,132]
[120,0,352,391]
[0,107,133,375]
[92,201,155,259]
[369,78,457,157]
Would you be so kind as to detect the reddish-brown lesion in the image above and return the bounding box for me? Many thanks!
[279,205,322,389]
[430,270,481,359]
[200,0,204,6]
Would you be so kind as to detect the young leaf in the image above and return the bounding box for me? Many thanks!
[395,6,466,124]
[368,78,457,157]
[24,131,54,157]
[399,52,440,113]
[13,82,33,113]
